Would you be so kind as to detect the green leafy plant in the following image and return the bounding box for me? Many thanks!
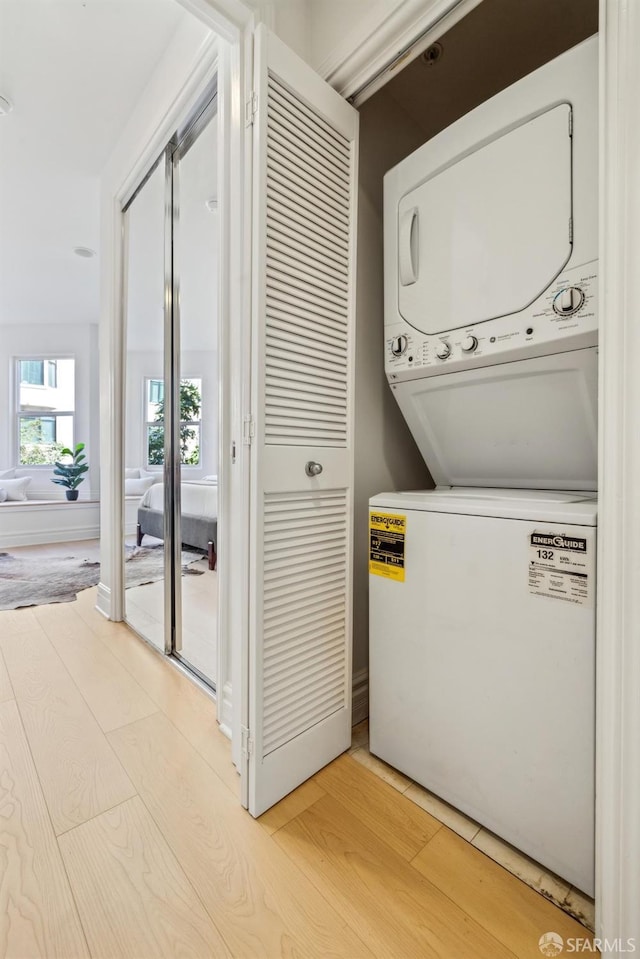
[51,442,89,491]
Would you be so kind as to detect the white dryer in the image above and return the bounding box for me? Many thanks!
[383,36,598,490]
[369,488,596,895]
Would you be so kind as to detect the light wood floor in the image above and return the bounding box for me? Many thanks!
[0,589,599,958]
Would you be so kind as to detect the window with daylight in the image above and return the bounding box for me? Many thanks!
[145,377,201,467]
[17,357,75,465]
[19,359,58,388]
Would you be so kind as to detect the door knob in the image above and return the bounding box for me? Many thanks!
[305,461,323,477]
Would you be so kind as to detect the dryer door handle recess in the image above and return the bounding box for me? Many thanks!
[399,207,419,286]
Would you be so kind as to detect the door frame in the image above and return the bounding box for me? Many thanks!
[594,0,640,941]
[95,0,639,940]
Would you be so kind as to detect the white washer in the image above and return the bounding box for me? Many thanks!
[369,488,596,895]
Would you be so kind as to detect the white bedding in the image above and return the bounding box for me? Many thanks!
[140,482,218,519]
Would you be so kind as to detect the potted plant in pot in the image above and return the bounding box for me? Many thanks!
[51,442,88,501]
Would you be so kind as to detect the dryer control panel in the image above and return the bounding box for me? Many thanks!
[385,261,597,383]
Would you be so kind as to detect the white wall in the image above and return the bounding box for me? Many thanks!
[0,323,100,498]
[307,0,402,71]
[261,0,311,64]
[261,0,410,77]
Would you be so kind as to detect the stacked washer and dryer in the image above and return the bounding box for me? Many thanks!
[369,37,598,895]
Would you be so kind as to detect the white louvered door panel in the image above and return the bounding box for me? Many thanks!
[247,25,358,816]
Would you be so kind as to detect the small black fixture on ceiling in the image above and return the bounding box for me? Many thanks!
[421,42,443,67]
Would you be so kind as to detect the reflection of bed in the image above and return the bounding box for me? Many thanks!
[136,482,217,570]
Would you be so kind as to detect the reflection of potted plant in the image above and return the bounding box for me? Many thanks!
[52,442,88,501]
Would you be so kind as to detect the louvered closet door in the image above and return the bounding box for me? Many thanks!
[247,25,358,816]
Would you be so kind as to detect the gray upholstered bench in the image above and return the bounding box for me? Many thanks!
[136,505,217,570]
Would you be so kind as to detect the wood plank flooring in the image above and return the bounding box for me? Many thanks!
[0,588,599,958]
[58,796,231,958]
[0,700,89,958]
[0,649,13,703]
[0,628,136,834]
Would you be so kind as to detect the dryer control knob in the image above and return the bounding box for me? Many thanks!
[435,341,451,360]
[461,335,478,353]
[391,335,408,356]
[553,286,585,316]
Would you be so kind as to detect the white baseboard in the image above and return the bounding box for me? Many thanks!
[352,667,369,726]
[217,680,233,740]
[124,497,141,538]
[96,582,112,619]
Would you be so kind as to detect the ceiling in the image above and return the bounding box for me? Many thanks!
[0,0,190,327]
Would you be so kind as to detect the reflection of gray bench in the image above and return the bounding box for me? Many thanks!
[136,505,217,570]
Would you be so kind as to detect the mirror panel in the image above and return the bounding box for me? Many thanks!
[123,159,167,651]
[173,111,219,684]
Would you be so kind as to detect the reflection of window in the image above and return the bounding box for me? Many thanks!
[20,359,58,387]
[145,377,201,467]
[149,379,164,404]
[17,357,75,465]
[21,416,56,443]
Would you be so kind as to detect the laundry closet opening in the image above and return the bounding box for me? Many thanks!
[353,0,599,714]
[353,0,599,919]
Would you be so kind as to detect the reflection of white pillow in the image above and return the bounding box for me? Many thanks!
[0,468,15,479]
[140,469,162,484]
[124,468,140,479]
[1,477,31,501]
[0,488,7,503]
[125,477,155,496]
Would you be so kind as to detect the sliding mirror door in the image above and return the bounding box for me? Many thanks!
[122,89,219,688]
[171,108,219,685]
[123,158,168,652]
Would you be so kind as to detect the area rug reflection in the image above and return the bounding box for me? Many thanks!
[0,544,205,610]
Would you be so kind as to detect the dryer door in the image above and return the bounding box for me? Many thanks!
[398,103,572,335]
[392,347,597,490]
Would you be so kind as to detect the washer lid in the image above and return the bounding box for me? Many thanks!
[397,103,572,336]
[370,487,597,525]
[391,348,598,491]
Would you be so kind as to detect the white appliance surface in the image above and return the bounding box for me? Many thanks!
[398,103,572,336]
[374,487,597,524]
[391,347,598,490]
[369,489,596,895]
[384,36,598,380]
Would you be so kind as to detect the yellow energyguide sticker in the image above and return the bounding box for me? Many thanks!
[369,512,406,582]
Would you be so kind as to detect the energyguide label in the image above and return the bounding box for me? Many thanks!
[369,512,406,582]
[528,531,592,607]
